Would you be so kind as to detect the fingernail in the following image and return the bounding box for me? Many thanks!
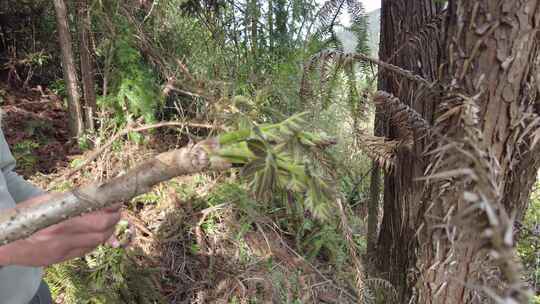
[110,238,120,248]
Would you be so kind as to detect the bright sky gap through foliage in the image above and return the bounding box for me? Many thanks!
[317,0,381,27]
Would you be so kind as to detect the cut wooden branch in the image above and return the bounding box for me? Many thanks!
[0,138,230,245]
[2,113,336,245]
[373,91,432,141]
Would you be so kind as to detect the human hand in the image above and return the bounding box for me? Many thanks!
[0,194,122,267]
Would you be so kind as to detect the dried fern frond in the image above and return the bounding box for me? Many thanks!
[335,198,365,299]
[387,10,446,63]
[352,52,434,87]
[374,91,432,141]
[318,51,339,102]
[363,278,398,304]
[300,50,363,113]
[300,57,318,103]
[455,142,531,302]
[306,49,434,89]
[356,132,403,171]
[406,12,444,46]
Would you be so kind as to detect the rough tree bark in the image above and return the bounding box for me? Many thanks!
[366,115,381,262]
[374,0,540,303]
[415,1,540,303]
[374,0,442,300]
[76,0,97,131]
[53,0,85,137]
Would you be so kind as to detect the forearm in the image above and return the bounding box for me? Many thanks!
[0,194,51,266]
[0,193,121,267]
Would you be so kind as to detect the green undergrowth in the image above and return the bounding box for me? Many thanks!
[518,179,540,295]
[11,140,40,173]
[95,10,162,125]
[46,247,164,304]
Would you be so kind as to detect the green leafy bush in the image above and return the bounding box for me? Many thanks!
[97,16,162,124]
[49,79,67,99]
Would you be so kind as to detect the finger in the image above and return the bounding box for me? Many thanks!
[103,203,123,213]
[62,246,96,261]
[68,227,116,249]
[107,235,120,248]
[59,211,122,234]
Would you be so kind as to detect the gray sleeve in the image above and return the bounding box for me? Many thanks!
[0,128,44,203]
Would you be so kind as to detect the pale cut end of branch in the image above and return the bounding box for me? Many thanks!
[155,138,231,176]
[0,138,231,245]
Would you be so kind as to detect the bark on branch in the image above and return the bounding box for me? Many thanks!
[0,138,230,245]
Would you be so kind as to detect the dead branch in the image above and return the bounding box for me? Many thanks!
[0,138,230,245]
[352,52,434,88]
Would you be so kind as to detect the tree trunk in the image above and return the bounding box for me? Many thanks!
[275,0,288,53]
[249,0,259,58]
[53,0,84,137]
[76,0,97,131]
[415,1,540,303]
[366,114,382,263]
[267,0,274,51]
[374,0,442,300]
[375,0,540,303]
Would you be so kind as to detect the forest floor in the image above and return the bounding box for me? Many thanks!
[0,83,358,303]
[0,83,77,176]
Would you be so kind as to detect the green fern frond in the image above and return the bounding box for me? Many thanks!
[319,0,347,30]
[216,113,337,221]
